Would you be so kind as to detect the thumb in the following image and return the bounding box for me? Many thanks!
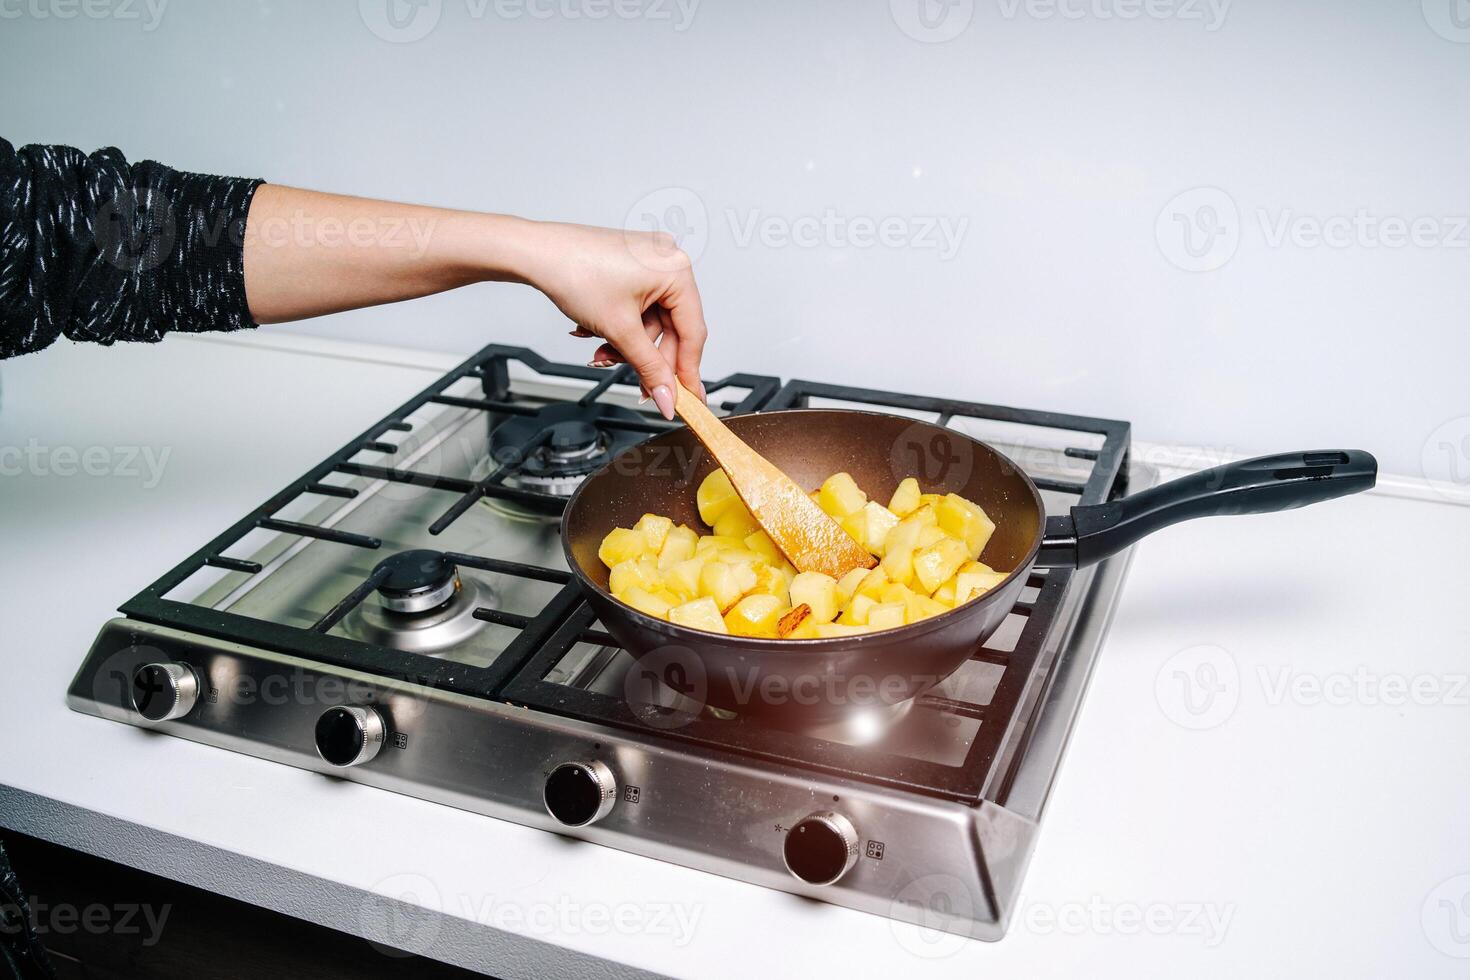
[608,318,678,420]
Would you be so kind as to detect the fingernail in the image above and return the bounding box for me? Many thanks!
[588,359,616,369]
[651,385,675,421]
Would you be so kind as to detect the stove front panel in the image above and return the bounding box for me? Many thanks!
[68,618,1019,941]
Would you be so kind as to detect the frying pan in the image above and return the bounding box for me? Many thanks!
[562,410,1376,720]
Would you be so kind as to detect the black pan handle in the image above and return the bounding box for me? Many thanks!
[1036,449,1377,569]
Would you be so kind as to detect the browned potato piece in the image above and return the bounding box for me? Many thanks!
[777,603,814,637]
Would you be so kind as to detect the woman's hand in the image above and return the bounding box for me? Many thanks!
[242,186,708,422]
[516,222,707,420]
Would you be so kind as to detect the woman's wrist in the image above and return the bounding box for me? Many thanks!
[457,212,553,289]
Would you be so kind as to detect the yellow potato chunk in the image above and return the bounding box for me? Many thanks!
[713,502,760,540]
[789,571,840,624]
[937,493,996,561]
[879,547,913,587]
[888,478,922,518]
[955,564,1008,603]
[669,596,729,633]
[918,525,949,548]
[664,557,706,600]
[867,601,906,631]
[724,594,786,637]
[835,567,869,605]
[743,530,783,565]
[750,565,791,605]
[620,586,673,619]
[838,593,877,625]
[878,582,918,606]
[696,469,740,526]
[634,513,674,553]
[840,501,900,557]
[914,537,969,594]
[905,592,950,623]
[695,535,745,556]
[598,527,648,568]
[932,577,958,606]
[919,493,943,509]
[714,547,766,568]
[817,472,867,519]
[700,561,756,613]
[657,525,698,569]
[609,556,660,596]
[855,566,890,601]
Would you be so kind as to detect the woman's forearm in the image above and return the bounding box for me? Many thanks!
[241,184,708,419]
[242,184,538,323]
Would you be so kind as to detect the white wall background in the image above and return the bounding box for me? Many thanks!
[2,0,1466,483]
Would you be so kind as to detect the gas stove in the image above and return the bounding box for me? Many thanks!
[66,343,1153,941]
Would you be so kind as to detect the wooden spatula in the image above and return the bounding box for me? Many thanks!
[674,382,877,580]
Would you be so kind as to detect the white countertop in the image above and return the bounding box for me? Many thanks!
[2,331,1467,979]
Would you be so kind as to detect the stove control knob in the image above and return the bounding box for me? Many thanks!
[314,706,387,768]
[783,811,860,886]
[543,761,617,827]
[130,663,200,722]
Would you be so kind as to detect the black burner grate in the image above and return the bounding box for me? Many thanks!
[119,344,779,697]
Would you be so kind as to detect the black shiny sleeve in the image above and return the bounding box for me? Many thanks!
[0,137,264,359]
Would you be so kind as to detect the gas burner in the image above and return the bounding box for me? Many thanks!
[488,402,648,507]
[344,551,491,656]
[375,549,461,613]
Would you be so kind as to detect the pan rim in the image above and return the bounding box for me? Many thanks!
[560,407,1047,652]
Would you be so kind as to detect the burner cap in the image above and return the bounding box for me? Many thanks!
[488,401,649,507]
[374,550,460,614]
[548,419,600,456]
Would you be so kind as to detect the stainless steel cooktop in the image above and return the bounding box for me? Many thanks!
[67,344,1152,942]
